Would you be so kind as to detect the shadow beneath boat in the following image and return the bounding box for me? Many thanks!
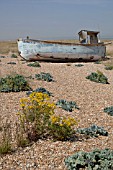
[35,58,109,63]
[20,56,110,64]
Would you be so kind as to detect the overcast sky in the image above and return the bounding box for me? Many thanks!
[0,0,113,40]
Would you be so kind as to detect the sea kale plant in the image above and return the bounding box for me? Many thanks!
[56,99,79,112]
[86,70,109,84]
[11,54,17,58]
[35,72,54,82]
[27,62,41,67]
[0,74,32,92]
[26,87,53,96]
[104,106,113,116]
[94,61,101,64]
[7,62,16,65]
[105,65,113,70]
[65,148,113,170]
[0,56,6,58]
[17,92,77,142]
[77,124,108,137]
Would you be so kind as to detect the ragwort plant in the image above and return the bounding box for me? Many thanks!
[17,92,77,142]
[17,92,53,141]
[15,122,30,148]
[0,119,12,154]
[49,115,77,141]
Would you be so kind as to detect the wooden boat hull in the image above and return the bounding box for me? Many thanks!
[17,39,106,61]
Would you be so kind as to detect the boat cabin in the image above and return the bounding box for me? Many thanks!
[78,30,100,44]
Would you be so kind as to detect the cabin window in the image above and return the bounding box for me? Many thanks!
[90,35,98,44]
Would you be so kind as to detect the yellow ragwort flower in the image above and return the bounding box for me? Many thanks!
[20,103,25,108]
[51,115,60,124]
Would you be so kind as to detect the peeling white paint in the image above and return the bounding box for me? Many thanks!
[17,39,106,61]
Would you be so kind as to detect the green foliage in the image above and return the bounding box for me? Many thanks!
[0,141,11,154]
[35,72,54,82]
[105,65,113,70]
[18,92,56,141]
[86,70,109,84]
[17,92,77,142]
[17,138,29,148]
[16,123,30,148]
[77,124,108,137]
[49,115,77,141]
[0,120,12,154]
[75,64,84,67]
[0,56,6,58]
[7,62,16,64]
[11,54,17,58]
[0,74,32,92]
[26,87,52,96]
[27,62,41,67]
[104,106,113,116]
[65,148,113,170]
[56,99,79,112]
[94,61,101,64]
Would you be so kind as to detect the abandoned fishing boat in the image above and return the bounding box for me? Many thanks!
[17,30,106,61]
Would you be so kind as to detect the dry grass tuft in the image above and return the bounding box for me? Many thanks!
[0,41,18,54]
